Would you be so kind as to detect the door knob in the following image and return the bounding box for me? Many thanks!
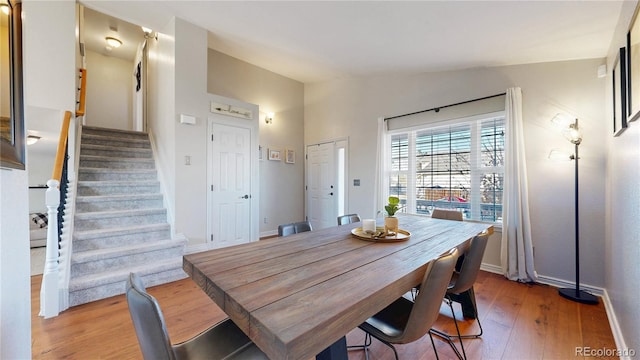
[240,194,249,199]
[329,192,334,196]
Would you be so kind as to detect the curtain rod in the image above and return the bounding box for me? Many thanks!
[384,92,506,121]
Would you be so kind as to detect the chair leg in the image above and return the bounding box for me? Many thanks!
[351,331,399,360]
[428,331,440,360]
[430,298,469,360]
[347,331,372,360]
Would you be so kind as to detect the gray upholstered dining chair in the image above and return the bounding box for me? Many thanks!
[125,273,268,360]
[430,233,490,360]
[278,220,312,237]
[337,213,361,225]
[431,208,464,221]
[351,247,460,360]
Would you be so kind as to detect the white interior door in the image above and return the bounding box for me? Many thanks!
[306,142,336,230]
[209,122,252,247]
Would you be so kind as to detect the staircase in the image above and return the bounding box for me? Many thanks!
[69,126,186,307]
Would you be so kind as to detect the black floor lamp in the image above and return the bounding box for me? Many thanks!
[550,115,598,305]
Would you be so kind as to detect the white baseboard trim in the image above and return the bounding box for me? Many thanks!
[480,263,502,275]
[601,289,632,359]
[535,274,604,296]
[479,263,629,358]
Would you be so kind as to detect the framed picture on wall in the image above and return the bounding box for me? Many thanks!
[285,149,295,164]
[628,5,640,122]
[613,47,628,136]
[268,148,281,161]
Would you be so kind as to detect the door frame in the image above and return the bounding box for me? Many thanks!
[305,138,349,229]
[206,96,259,245]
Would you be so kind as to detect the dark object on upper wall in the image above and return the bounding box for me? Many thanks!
[627,4,640,123]
[0,0,25,170]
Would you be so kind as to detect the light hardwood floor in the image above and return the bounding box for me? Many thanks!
[31,271,617,359]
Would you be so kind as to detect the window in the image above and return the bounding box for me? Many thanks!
[387,114,505,223]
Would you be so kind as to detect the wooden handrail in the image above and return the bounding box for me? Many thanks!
[52,111,72,182]
[76,68,86,117]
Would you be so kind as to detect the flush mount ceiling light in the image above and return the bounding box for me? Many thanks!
[27,135,41,145]
[105,36,122,48]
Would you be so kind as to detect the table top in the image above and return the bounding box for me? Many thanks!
[183,214,493,360]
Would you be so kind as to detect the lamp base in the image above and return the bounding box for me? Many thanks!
[558,288,598,305]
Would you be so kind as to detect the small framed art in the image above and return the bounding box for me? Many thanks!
[613,47,628,136]
[285,149,295,164]
[268,149,281,161]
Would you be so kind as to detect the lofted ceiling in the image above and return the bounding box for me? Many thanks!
[81,1,627,84]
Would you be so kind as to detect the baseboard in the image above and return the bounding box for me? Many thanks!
[601,289,632,360]
[535,274,604,296]
[480,263,502,275]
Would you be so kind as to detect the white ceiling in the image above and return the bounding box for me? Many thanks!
[82,1,626,84]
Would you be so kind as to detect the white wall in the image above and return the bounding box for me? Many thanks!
[207,49,305,235]
[173,18,210,244]
[85,50,134,130]
[305,59,608,288]
[146,18,177,231]
[605,0,640,353]
[0,1,76,357]
[27,150,55,212]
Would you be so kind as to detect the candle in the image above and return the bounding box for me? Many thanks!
[362,219,376,233]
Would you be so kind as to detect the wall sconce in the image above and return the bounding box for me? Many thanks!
[105,36,122,48]
[27,135,41,145]
[265,112,274,124]
[1,4,9,15]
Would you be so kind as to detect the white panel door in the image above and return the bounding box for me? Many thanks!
[210,123,252,247]
[306,142,336,230]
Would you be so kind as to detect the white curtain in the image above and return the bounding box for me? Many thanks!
[374,117,388,219]
[501,87,538,282]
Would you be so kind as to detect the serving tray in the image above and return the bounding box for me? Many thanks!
[351,226,411,242]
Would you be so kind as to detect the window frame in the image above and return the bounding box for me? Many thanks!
[384,111,505,224]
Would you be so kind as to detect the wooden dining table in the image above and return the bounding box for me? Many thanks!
[183,214,493,360]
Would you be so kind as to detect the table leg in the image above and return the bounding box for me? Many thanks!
[449,287,478,319]
[316,336,348,360]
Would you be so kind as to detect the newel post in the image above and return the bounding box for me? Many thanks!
[39,179,60,318]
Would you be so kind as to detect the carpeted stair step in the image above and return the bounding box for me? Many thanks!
[68,257,187,307]
[71,239,186,277]
[79,155,156,169]
[81,133,151,149]
[77,180,160,196]
[74,208,167,231]
[82,126,149,140]
[75,193,164,212]
[73,223,171,251]
[80,144,153,159]
[78,168,157,181]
